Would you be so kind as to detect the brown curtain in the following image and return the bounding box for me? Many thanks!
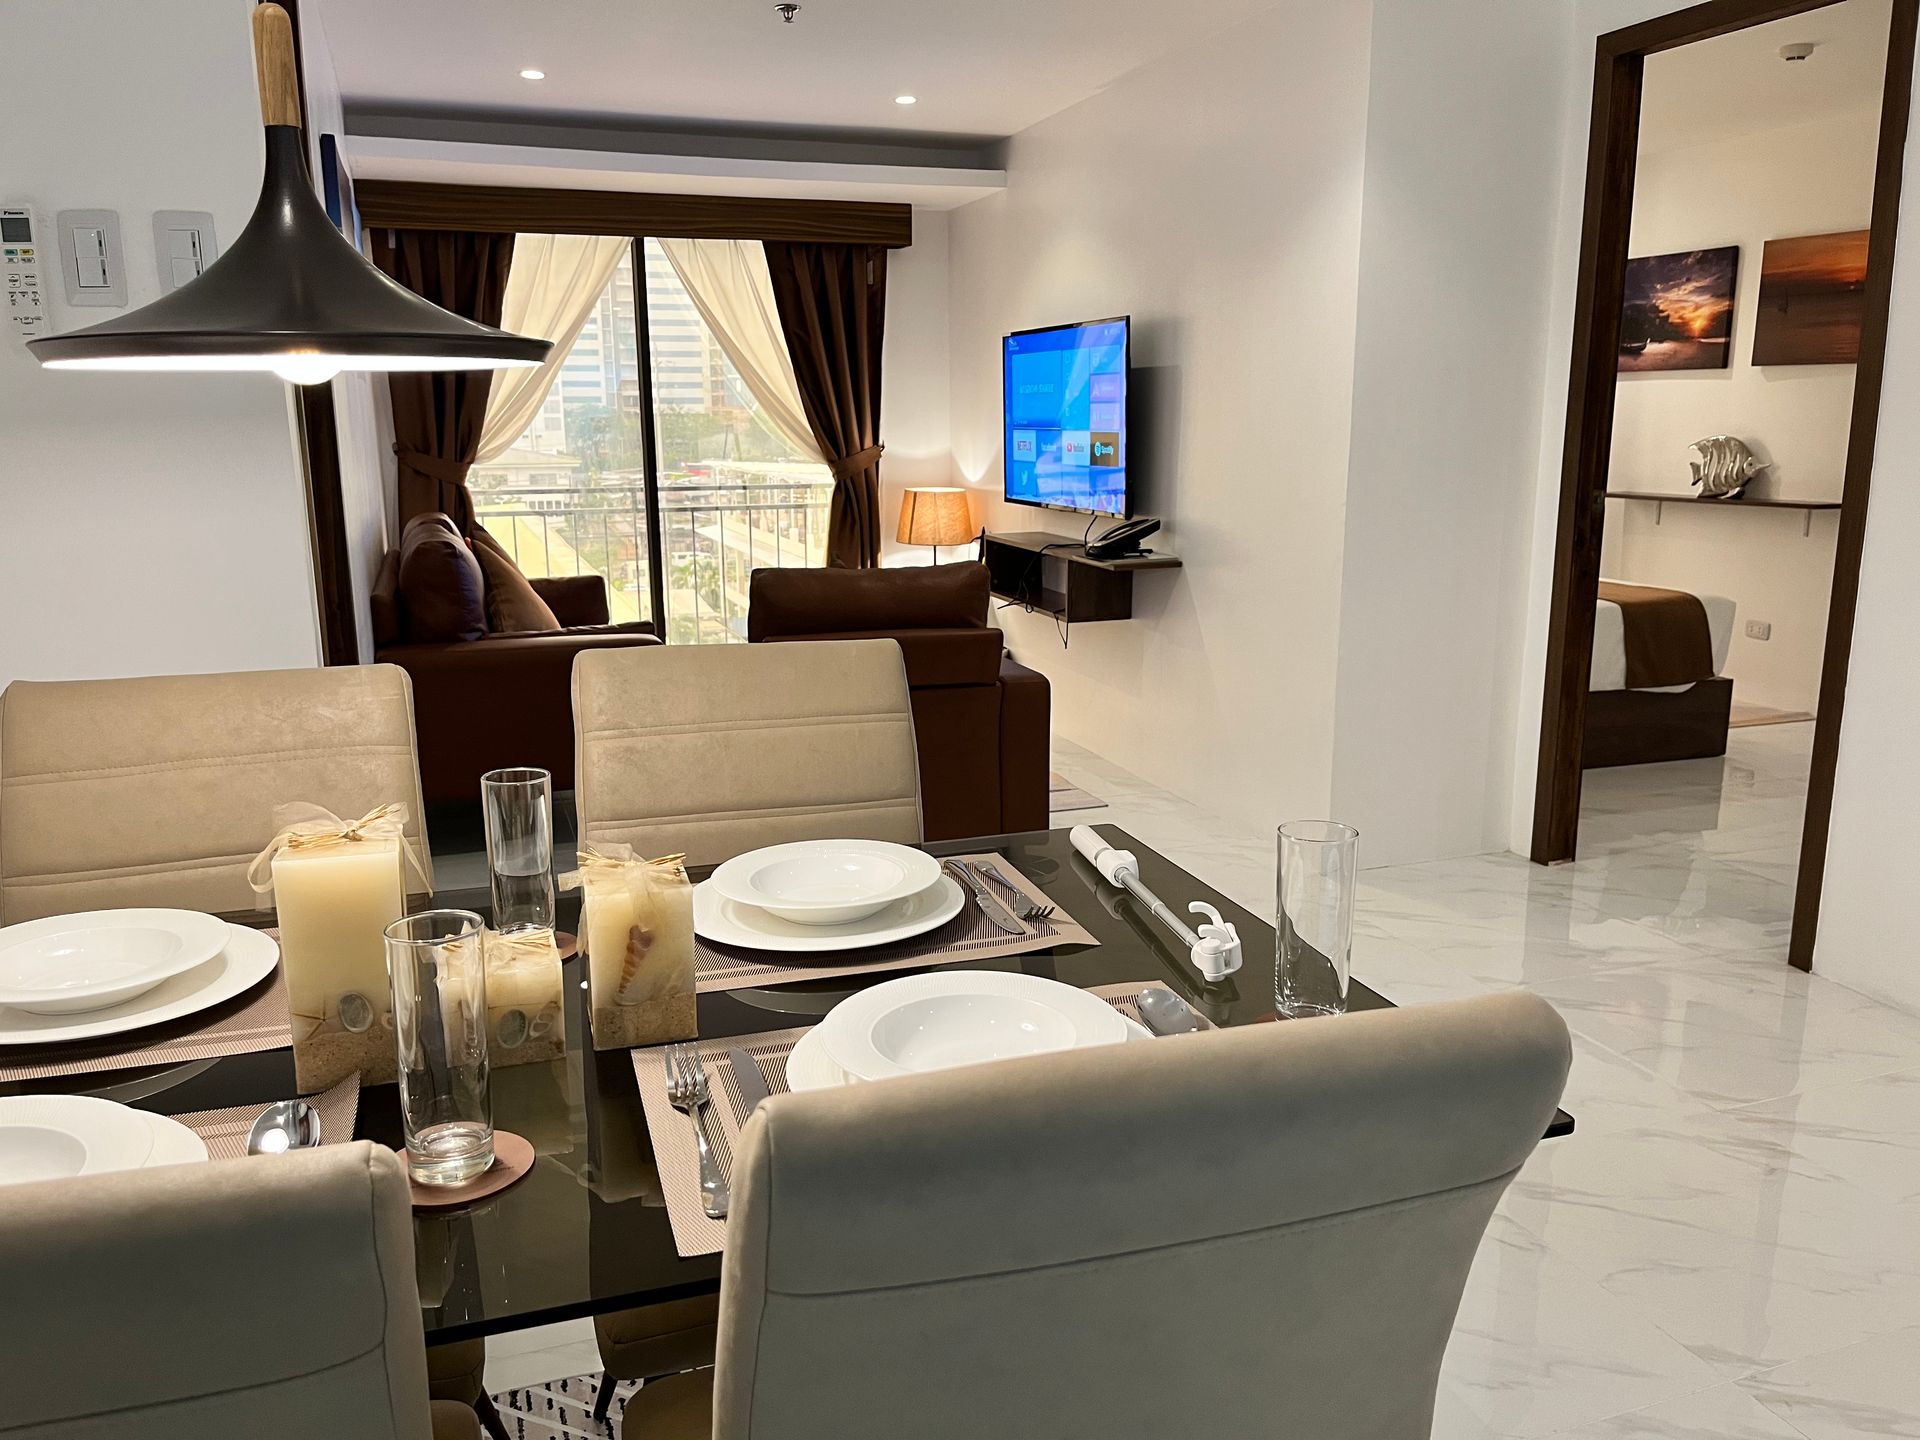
[368,228,516,532]
[763,242,888,568]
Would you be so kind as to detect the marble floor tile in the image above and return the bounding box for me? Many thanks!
[1740,1325,1920,1438]
[1542,1380,1813,1439]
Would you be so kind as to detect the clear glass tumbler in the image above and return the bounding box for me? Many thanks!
[481,767,555,936]
[385,909,494,1186]
[1275,821,1360,1020]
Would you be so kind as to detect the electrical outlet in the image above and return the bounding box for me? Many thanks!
[1746,619,1772,641]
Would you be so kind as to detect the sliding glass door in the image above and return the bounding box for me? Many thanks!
[467,237,830,643]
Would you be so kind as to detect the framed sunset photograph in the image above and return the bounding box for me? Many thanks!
[1618,246,1739,372]
[1752,229,1871,366]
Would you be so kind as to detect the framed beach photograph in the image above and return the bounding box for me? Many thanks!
[1618,246,1739,372]
[1752,229,1870,366]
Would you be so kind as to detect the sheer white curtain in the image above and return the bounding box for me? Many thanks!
[475,233,630,465]
[654,237,825,462]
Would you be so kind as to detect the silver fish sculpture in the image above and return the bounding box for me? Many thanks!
[1689,435,1767,500]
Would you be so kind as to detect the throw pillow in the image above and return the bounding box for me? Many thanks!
[396,512,487,643]
[470,525,562,634]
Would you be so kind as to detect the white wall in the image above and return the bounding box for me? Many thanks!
[879,209,955,567]
[1599,110,1876,713]
[0,0,319,693]
[1817,64,1920,1010]
[1328,0,1574,867]
[946,1,1375,835]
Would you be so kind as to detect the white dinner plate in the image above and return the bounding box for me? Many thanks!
[140,1111,211,1169]
[694,874,966,954]
[787,1009,1150,1093]
[817,972,1132,1084]
[0,1095,156,1184]
[0,924,279,1047]
[709,840,943,926]
[0,909,230,1016]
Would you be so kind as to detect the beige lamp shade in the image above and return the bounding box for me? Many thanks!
[897,487,975,547]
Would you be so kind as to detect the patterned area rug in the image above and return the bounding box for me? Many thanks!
[488,1373,631,1437]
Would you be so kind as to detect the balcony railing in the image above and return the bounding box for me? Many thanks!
[469,480,833,644]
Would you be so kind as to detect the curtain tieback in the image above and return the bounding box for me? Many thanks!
[392,443,473,483]
[828,443,885,481]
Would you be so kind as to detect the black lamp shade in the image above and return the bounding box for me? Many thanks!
[28,127,549,383]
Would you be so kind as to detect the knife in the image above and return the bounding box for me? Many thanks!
[729,1046,772,1118]
[946,860,1025,934]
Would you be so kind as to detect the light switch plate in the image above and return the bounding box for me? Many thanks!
[152,210,217,292]
[55,208,126,306]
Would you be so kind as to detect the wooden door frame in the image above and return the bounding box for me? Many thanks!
[1529,0,1917,973]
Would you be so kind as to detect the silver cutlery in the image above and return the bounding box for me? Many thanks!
[245,1097,322,1155]
[1135,988,1205,1037]
[945,861,1026,934]
[666,1044,728,1219]
[972,859,1056,923]
[728,1046,771,1118]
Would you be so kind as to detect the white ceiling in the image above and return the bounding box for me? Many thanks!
[1640,0,1892,153]
[315,0,1279,142]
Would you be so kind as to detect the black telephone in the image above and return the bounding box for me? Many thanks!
[1085,516,1161,560]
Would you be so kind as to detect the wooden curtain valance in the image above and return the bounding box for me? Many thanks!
[355,181,913,248]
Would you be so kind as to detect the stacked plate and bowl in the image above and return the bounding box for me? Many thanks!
[0,907,280,1184]
[693,838,966,952]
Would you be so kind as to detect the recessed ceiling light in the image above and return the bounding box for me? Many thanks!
[895,94,917,105]
[520,68,546,80]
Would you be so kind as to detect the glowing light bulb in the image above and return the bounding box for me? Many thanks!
[272,353,343,385]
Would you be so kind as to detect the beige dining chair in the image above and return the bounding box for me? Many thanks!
[617,991,1571,1440]
[0,1142,479,1439]
[0,664,433,923]
[572,638,921,869]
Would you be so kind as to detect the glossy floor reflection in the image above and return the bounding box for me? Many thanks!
[487,724,1920,1436]
[1059,723,1920,1438]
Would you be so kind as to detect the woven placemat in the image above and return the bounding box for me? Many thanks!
[0,964,291,1083]
[170,1072,360,1161]
[694,854,1097,994]
[634,981,1212,1258]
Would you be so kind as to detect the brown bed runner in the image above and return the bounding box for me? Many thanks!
[1600,581,1715,689]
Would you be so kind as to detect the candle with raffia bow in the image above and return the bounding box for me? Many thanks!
[560,843,695,1050]
[248,801,427,1088]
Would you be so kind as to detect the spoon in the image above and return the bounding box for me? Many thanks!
[1136,987,1204,1037]
[246,1098,322,1155]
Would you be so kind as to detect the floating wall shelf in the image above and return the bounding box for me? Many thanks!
[1606,491,1842,537]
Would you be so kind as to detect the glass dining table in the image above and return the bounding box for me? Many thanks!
[4,824,1573,1343]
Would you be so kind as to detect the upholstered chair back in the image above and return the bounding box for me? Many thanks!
[0,664,432,923]
[711,993,1570,1440]
[0,1143,436,1439]
[572,639,921,868]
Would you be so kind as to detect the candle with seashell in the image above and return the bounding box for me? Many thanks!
[482,927,566,1066]
[563,844,696,1050]
[249,802,427,1090]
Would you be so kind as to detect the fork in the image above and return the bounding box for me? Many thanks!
[665,1044,728,1219]
[972,859,1057,923]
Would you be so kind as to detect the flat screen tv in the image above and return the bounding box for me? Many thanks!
[1003,316,1130,517]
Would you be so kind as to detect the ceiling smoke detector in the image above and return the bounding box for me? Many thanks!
[1779,41,1818,62]
[775,3,801,21]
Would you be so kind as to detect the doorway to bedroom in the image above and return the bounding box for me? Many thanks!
[1529,0,1915,974]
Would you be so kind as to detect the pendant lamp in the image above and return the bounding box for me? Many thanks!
[27,4,549,385]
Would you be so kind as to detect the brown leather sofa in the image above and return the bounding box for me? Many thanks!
[746,563,1050,841]
[371,514,659,806]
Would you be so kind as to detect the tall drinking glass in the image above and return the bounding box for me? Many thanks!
[1274,821,1359,1020]
[481,767,554,936]
[385,909,494,1186]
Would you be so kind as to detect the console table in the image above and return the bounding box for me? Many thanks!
[982,530,1182,623]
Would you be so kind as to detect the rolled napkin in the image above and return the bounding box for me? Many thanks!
[248,802,429,1089]
[483,926,566,1066]
[561,843,695,1050]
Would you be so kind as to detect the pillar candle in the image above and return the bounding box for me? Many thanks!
[274,836,405,1087]
[583,859,695,1050]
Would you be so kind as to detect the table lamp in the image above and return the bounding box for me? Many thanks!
[896,487,975,563]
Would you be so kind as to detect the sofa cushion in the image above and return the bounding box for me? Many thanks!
[397,513,487,644]
[747,562,990,640]
[469,526,561,634]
